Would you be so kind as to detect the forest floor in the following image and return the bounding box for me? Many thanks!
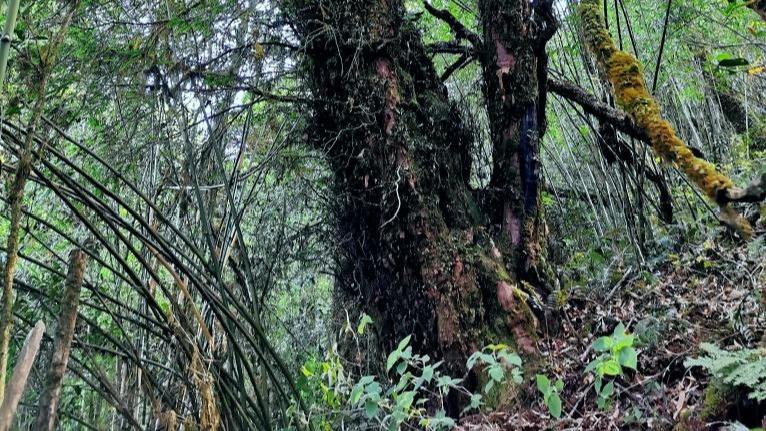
[459,235,766,430]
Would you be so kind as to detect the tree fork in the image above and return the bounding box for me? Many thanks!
[291,0,547,388]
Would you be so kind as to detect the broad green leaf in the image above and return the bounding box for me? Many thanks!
[511,369,523,385]
[536,374,551,394]
[466,352,481,369]
[349,383,365,405]
[548,393,562,419]
[396,391,416,410]
[357,314,373,334]
[593,336,612,352]
[488,365,504,382]
[499,351,523,367]
[598,358,622,377]
[612,323,626,338]
[396,361,408,375]
[386,350,401,372]
[619,347,638,370]
[397,335,412,352]
[601,381,615,398]
[421,365,434,382]
[555,379,564,392]
[364,400,379,418]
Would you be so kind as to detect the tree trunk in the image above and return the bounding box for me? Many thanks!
[477,0,556,293]
[0,321,45,431]
[289,0,550,381]
[34,249,88,431]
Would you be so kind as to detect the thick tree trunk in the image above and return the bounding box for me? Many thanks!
[289,0,549,379]
[34,249,87,431]
[478,0,556,293]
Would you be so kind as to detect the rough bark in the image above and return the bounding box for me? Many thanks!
[34,249,87,431]
[477,0,556,293]
[288,0,544,380]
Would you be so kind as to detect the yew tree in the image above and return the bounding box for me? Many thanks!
[286,0,558,370]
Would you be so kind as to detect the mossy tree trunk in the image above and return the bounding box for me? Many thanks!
[478,0,556,295]
[288,0,551,381]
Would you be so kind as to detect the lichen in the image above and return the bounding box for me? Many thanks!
[579,0,752,238]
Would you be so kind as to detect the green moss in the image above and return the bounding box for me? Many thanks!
[700,381,733,420]
[579,0,752,238]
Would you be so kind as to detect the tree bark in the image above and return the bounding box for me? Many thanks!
[288,0,549,384]
[0,321,44,431]
[34,249,88,431]
[477,0,556,292]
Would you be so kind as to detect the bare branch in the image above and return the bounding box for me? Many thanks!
[423,2,482,48]
[723,172,766,204]
[548,77,649,143]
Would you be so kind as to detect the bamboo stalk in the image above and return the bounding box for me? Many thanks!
[0,0,20,87]
[0,1,79,402]
[0,321,44,431]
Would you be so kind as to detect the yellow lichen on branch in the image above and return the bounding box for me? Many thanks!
[579,0,752,238]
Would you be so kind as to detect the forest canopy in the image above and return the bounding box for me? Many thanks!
[0,0,763,430]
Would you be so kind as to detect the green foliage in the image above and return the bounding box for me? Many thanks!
[296,325,525,430]
[466,343,524,395]
[585,323,638,409]
[536,374,564,419]
[685,343,766,402]
[586,323,638,377]
[357,313,373,335]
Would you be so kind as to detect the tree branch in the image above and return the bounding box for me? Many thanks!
[440,52,474,81]
[723,172,766,204]
[547,77,650,143]
[423,2,482,49]
[426,41,476,56]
